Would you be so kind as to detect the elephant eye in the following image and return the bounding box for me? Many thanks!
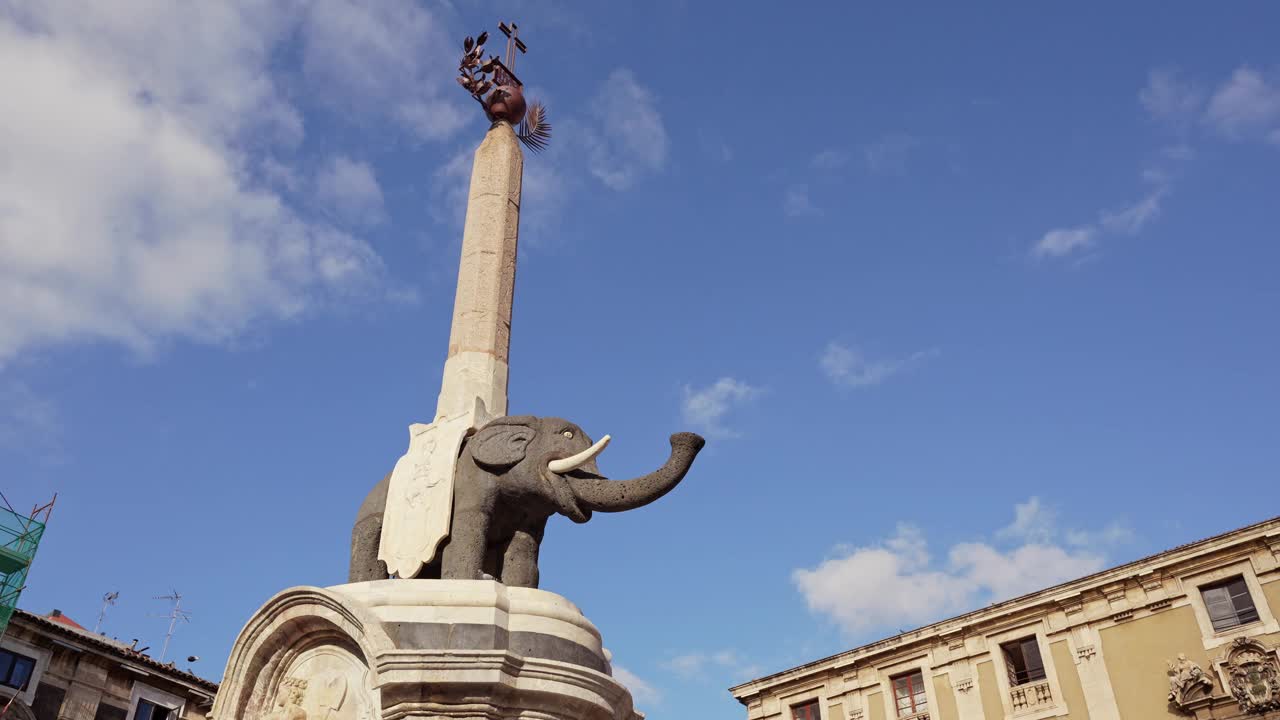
[562,430,574,439]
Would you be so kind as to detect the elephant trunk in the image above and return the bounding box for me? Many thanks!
[565,433,705,513]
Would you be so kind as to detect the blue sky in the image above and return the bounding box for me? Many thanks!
[3,2,1280,718]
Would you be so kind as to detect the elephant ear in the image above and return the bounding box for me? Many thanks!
[470,417,537,471]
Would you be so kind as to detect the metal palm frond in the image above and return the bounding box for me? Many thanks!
[517,101,551,153]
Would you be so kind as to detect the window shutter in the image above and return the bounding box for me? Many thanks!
[1227,579,1260,624]
[1203,585,1237,629]
[891,672,927,716]
[11,657,33,690]
[792,701,819,720]
[1003,644,1019,687]
[912,676,928,712]
[1023,639,1046,682]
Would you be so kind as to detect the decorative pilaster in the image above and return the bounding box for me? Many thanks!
[1071,627,1121,720]
[950,665,985,720]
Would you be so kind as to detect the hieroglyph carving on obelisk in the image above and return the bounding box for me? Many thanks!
[378,123,524,579]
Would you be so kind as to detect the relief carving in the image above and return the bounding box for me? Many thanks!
[1166,653,1213,711]
[265,678,308,720]
[259,646,373,720]
[1221,637,1280,714]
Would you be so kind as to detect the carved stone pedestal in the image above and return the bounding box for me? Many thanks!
[211,580,640,720]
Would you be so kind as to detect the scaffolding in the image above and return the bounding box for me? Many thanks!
[0,493,55,638]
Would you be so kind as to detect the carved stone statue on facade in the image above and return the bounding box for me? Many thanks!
[1167,653,1214,710]
[1221,637,1280,714]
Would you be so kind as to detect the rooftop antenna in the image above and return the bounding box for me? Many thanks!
[94,591,119,634]
[150,591,191,662]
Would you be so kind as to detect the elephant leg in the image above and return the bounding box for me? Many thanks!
[350,514,388,582]
[500,524,545,588]
[350,472,391,582]
[442,502,492,581]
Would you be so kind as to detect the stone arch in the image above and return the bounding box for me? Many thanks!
[210,586,392,720]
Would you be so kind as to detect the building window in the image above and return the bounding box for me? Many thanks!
[1202,576,1261,632]
[134,699,175,720]
[1001,636,1047,686]
[0,648,36,690]
[892,670,928,718]
[791,700,820,720]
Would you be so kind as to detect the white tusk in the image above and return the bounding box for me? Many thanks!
[548,435,611,474]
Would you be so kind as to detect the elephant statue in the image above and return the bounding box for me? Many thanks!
[350,416,705,588]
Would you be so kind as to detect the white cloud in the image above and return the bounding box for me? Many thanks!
[949,541,1104,602]
[661,649,763,683]
[1141,144,1192,185]
[1034,65,1280,265]
[1065,522,1135,548]
[1140,69,1204,125]
[316,156,386,226]
[812,148,849,169]
[681,378,761,438]
[783,185,821,217]
[820,342,936,388]
[430,148,475,231]
[0,382,60,455]
[662,653,708,675]
[299,0,467,141]
[0,5,385,362]
[793,525,976,634]
[261,157,302,192]
[612,665,662,706]
[584,69,668,190]
[995,497,1056,544]
[863,134,921,174]
[1032,226,1097,260]
[792,500,1124,635]
[1100,186,1166,235]
[698,129,734,163]
[5,2,303,145]
[1206,67,1280,143]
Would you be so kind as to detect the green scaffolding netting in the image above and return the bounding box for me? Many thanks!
[0,506,46,637]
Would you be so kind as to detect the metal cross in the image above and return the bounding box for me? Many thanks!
[498,21,527,75]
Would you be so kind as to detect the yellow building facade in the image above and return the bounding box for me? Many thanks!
[730,517,1280,720]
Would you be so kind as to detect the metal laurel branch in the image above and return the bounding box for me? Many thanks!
[456,31,495,102]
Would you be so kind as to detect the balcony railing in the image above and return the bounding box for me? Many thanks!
[1010,680,1053,711]
[898,713,929,720]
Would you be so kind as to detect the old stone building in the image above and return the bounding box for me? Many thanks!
[0,608,216,720]
[730,517,1280,720]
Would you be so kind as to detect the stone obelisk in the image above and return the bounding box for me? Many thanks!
[378,121,523,580]
[435,121,522,421]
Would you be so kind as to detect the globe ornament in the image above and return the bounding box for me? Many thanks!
[486,85,527,126]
